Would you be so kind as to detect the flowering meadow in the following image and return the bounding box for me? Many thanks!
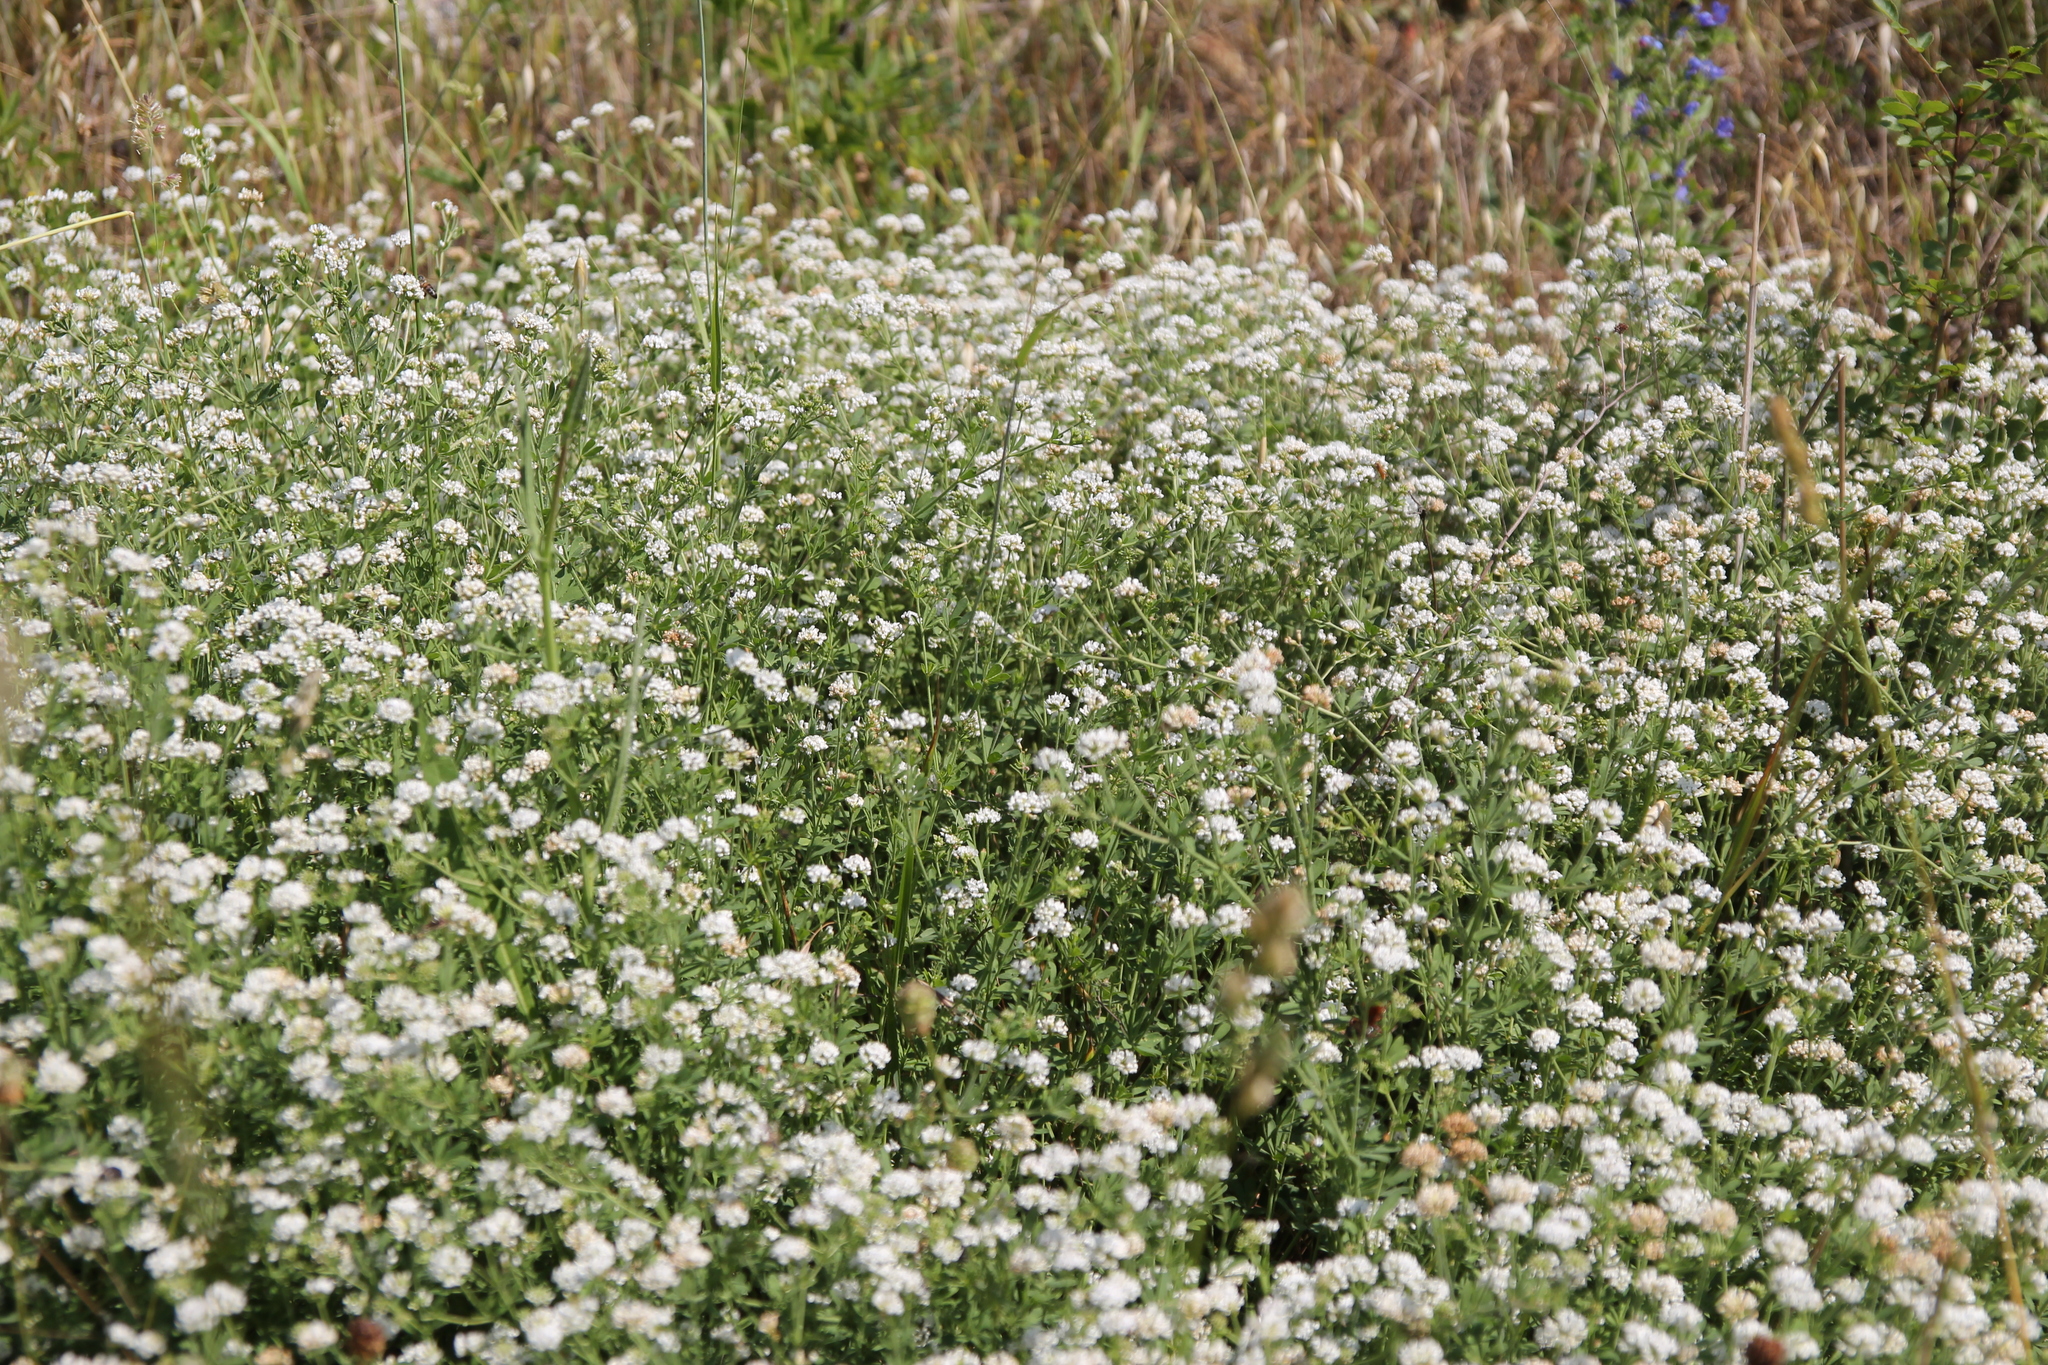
[6,108,2048,1365]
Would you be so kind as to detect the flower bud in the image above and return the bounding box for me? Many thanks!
[0,1055,25,1108]
[1231,1038,1290,1120]
[897,980,938,1038]
[1250,883,1308,977]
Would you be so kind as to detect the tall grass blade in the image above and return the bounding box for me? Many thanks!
[540,345,595,674]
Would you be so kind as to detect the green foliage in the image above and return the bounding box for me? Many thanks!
[1572,0,1744,242]
[1873,14,2048,413]
[5,48,2048,1365]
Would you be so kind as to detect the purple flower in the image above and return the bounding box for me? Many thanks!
[1683,99,1701,117]
[1676,183,1692,203]
[1686,56,1726,80]
[1715,114,1736,137]
[1696,1,1730,25]
[1633,94,1653,118]
[1610,64,1626,83]
[1640,33,1665,49]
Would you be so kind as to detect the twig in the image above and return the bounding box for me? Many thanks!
[1730,135,1769,594]
[33,1240,109,1321]
[0,211,136,252]
[389,0,422,288]
[1153,7,1260,219]
[696,0,723,453]
[1837,359,1850,590]
[1707,494,1917,925]
[76,0,140,116]
[1714,620,1840,905]
[1791,0,1944,54]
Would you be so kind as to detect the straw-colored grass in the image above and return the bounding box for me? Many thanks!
[3,0,2044,307]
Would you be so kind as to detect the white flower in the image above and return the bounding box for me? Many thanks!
[36,1049,87,1095]
[226,767,269,798]
[427,1244,473,1287]
[1535,1309,1588,1350]
[1620,978,1665,1014]
[1223,648,1282,716]
[173,1282,247,1332]
[106,1324,164,1358]
[149,618,194,662]
[1030,897,1075,939]
[270,881,313,913]
[1534,1206,1592,1248]
[1074,727,1128,761]
[145,1238,206,1279]
[1768,1263,1825,1312]
[522,1305,573,1351]
[294,1322,340,1352]
[468,1208,527,1246]
[1763,1226,1809,1263]
[859,1042,891,1070]
[1088,1271,1142,1309]
[376,697,415,724]
[109,546,161,573]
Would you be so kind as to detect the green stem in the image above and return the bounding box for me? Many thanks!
[698,0,722,412]
[391,0,422,287]
[540,348,596,675]
[606,609,649,833]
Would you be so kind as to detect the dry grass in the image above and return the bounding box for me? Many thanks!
[3,0,2045,307]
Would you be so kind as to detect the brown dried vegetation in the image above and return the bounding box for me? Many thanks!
[2,0,2043,303]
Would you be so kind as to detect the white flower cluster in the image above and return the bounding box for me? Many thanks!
[0,135,2046,1365]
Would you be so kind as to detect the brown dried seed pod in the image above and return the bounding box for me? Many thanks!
[1230,1070,1278,1120]
[1447,1137,1488,1165]
[1249,883,1308,947]
[1398,1139,1444,1177]
[345,1317,387,1362]
[1744,1336,1786,1365]
[1250,883,1309,976]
